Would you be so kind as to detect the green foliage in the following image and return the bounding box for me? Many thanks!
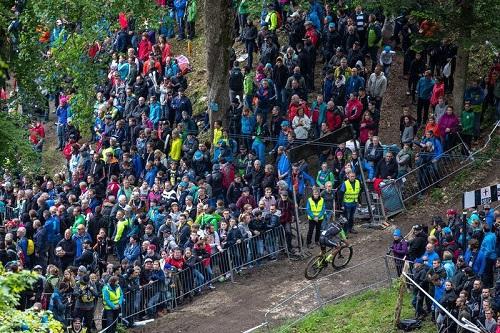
[9,0,162,136]
[0,111,40,174]
[430,188,444,201]
[274,287,435,333]
[0,265,64,332]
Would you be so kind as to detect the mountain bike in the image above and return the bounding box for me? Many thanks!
[304,240,353,280]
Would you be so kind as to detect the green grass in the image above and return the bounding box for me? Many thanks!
[274,287,436,333]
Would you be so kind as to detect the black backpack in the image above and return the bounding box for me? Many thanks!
[397,319,422,331]
[229,68,243,91]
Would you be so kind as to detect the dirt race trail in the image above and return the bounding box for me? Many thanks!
[135,226,395,333]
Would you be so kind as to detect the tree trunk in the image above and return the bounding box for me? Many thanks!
[204,0,234,132]
[452,45,469,114]
[453,0,474,114]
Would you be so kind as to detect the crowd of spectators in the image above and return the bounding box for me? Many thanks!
[391,206,500,332]
[1,0,499,332]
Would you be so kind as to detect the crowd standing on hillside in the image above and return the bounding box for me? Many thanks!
[1,0,499,332]
[391,205,500,332]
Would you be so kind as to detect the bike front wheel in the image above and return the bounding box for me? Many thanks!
[332,246,353,269]
[304,255,326,280]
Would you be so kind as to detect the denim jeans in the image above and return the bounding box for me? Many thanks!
[343,203,357,232]
[265,231,277,258]
[56,124,66,149]
[176,16,185,39]
[193,268,205,289]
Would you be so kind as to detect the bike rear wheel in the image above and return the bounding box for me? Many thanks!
[332,246,353,269]
[304,255,326,280]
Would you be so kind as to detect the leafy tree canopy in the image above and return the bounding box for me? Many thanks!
[0,265,64,332]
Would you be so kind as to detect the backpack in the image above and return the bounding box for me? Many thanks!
[79,285,96,303]
[27,239,35,255]
[229,68,244,91]
[397,319,422,331]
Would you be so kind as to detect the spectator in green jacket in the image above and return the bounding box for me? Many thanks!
[237,0,250,38]
[186,0,197,40]
[460,100,475,152]
[316,162,335,189]
[243,66,255,109]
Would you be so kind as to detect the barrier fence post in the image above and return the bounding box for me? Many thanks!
[313,282,323,307]
[383,255,393,282]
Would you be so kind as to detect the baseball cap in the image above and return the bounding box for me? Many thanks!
[144,258,153,263]
[415,258,424,264]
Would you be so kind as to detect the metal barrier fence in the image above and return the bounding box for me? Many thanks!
[383,143,472,203]
[97,226,288,332]
[0,205,16,224]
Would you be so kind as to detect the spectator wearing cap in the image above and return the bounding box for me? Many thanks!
[236,187,257,211]
[347,41,364,68]
[74,239,94,269]
[407,225,428,260]
[322,22,340,64]
[390,229,408,275]
[379,45,396,79]
[272,122,290,156]
[73,274,98,331]
[411,257,429,318]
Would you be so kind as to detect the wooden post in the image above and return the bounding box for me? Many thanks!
[394,260,409,327]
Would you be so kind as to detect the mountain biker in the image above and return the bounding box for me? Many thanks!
[319,216,348,262]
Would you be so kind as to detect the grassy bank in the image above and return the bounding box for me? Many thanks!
[274,287,436,333]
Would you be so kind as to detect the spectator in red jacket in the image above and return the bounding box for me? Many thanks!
[325,101,343,132]
[138,32,153,62]
[344,93,364,134]
[304,21,319,47]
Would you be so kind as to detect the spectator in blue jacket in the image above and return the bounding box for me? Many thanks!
[49,282,70,325]
[45,207,62,261]
[479,223,497,288]
[174,0,187,40]
[72,225,92,258]
[421,242,440,268]
[416,70,435,126]
[287,163,315,201]
[149,96,161,128]
[421,130,443,162]
[171,89,193,123]
[56,98,70,150]
[241,107,256,149]
[124,235,141,263]
[345,68,365,97]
